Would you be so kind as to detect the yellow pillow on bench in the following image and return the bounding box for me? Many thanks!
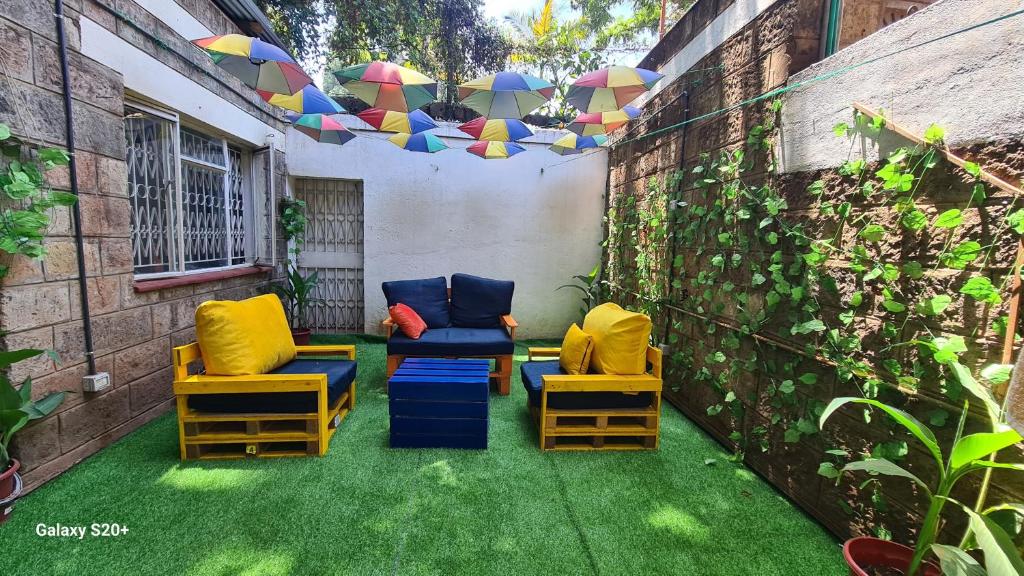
[559,323,593,375]
[582,303,652,375]
[195,294,297,376]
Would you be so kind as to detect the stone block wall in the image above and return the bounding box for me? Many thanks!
[0,0,288,491]
[606,0,1024,544]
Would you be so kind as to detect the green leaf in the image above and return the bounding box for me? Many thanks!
[928,410,949,427]
[751,272,766,286]
[903,262,924,279]
[25,391,65,420]
[859,224,885,243]
[778,380,795,394]
[798,373,817,385]
[942,241,982,270]
[783,427,801,443]
[963,161,982,178]
[47,190,78,207]
[951,429,1023,471]
[832,122,849,137]
[1006,209,1024,235]
[949,362,1002,425]
[931,544,985,576]
[956,500,1024,576]
[917,295,952,316]
[933,209,964,229]
[817,462,841,479]
[960,276,1002,304]
[842,458,930,492]
[933,336,968,365]
[38,148,70,166]
[923,124,945,145]
[849,292,863,307]
[790,319,826,335]
[820,398,943,470]
[706,404,723,416]
[901,209,928,231]
[981,364,1013,386]
[0,123,10,140]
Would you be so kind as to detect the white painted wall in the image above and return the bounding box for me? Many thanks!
[287,118,608,338]
[635,0,782,108]
[779,0,1024,172]
[79,17,285,150]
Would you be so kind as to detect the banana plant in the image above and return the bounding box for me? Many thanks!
[556,264,604,321]
[819,359,1024,576]
[0,349,65,469]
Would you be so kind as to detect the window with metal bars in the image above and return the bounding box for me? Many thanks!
[124,104,254,277]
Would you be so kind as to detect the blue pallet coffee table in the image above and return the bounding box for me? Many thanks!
[388,358,490,449]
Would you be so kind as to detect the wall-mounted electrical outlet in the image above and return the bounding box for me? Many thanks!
[82,372,111,393]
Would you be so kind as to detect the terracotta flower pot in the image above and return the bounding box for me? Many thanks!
[844,537,942,576]
[0,459,22,525]
[291,328,312,346]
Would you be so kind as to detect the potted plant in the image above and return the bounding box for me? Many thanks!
[274,266,319,345]
[0,348,65,524]
[819,360,1024,576]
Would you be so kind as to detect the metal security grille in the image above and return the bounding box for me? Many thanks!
[125,111,178,275]
[125,105,254,276]
[294,178,364,333]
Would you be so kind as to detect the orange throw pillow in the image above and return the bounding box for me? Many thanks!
[390,303,428,339]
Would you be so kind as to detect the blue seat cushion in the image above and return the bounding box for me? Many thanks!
[187,359,356,414]
[520,361,654,410]
[387,327,514,356]
[450,273,514,328]
[382,276,450,328]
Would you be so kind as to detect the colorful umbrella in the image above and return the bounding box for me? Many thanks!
[388,132,448,153]
[567,106,641,136]
[333,62,437,112]
[567,66,663,113]
[466,140,526,159]
[193,34,312,95]
[290,114,355,145]
[257,85,344,114]
[458,72,554,119]
[357,108,438,134]
[549,133,608,156]
[457,117,533,142]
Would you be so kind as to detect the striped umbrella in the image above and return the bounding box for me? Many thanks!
[193,34,312,95]
[357,108,438,134]
[258,85,344,114]
[333,62,437,112]
[458,72,554,119]
[466,140,526,159]
[388,132,448,153]
[567,66,663,113]
[457,117,533,142]
[549,133,608,156]
[567,106,641,136]
[290,114,355,145]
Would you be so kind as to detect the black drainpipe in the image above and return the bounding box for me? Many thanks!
[663,90,690,342]
[55,0,97,375]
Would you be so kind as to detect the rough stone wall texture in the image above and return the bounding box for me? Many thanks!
[0,0,288,492]
[836,0,938,51]
[607,0,1024,544]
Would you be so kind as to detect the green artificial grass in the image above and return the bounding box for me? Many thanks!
[2,335,844,575]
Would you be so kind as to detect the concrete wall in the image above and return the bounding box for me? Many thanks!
[0,0,287,492]
[780,0,1024,172]
[287,119,608,338]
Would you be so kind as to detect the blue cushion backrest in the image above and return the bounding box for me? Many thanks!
[382,276,450,328]
[450,273,514,328]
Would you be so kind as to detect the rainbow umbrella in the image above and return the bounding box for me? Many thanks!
[567,66,663,113]
[357,108,437,134]
[193,34,312,95]
[333,62,437,112]
[549,133,608,156]
[458,72,554,119]
[257,85,344,114]
[388,132,448,153]
[457,117,533,142]
[290,114,355,145]
[567,106,641,136]
[466,140,526,159]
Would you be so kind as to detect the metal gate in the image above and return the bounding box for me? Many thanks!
[294,178,364,333]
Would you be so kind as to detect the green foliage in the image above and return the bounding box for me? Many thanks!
[557,264,605,321]
[278,197,308,247]
[0,123,76,281]
[0,349,65,468]
[273,266,319,330]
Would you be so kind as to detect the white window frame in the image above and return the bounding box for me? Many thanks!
[126,100,257,279]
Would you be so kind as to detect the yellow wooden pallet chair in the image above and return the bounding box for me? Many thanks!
[172,294,356,460]
[522,303,663,451]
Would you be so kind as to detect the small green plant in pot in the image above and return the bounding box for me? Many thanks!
[274,266,319,345]
[820,360,1024,576]
[0,348,65,523]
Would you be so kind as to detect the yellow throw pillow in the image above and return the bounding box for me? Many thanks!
[195,294,297,375]
[582,302,652,375]
[558,323,593,375]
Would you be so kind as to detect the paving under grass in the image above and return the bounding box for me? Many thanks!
[2,335,844,575]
